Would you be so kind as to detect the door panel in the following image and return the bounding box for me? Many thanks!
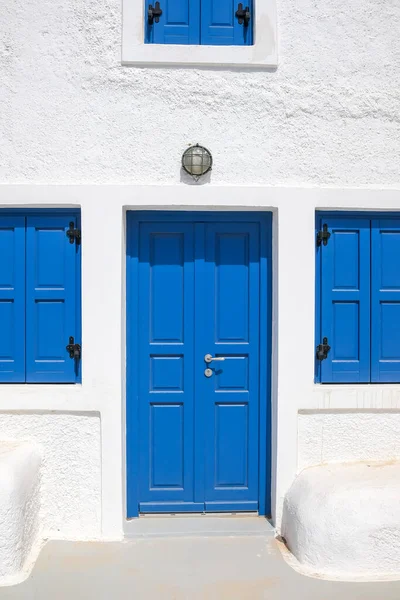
[197,223,260,511]
[137,223,200,512]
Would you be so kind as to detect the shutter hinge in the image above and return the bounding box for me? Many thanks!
[316,337,330,361]
[66,222,81,245]
[66,336,81,360]
[317,224,330,247]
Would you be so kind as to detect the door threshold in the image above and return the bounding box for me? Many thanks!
[124,514,274,538]
[138,512,260,518]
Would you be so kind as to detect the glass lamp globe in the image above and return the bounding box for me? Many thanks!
[182,144,212,180]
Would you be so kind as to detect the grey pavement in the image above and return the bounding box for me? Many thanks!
[1,517,400,599]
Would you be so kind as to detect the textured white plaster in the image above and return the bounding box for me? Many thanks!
[282,462,400,579]
[1,0,400,184]
[0,442,41,581]
[0,414,101,538]
[312,385,400,410]
[298,411,400,472]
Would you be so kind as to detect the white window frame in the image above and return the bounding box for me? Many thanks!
[122,0,277,68]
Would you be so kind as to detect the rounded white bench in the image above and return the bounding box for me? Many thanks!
[0,442,41,582]
[281,461,400,579]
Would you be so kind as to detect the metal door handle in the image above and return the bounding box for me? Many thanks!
[204,354,226,363]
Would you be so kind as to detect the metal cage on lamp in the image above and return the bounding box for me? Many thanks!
[182,144,213,181]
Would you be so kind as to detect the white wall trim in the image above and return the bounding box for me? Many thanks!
[121,0,277,67]
[2,184,400,208]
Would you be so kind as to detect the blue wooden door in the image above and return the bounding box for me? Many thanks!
[127,213,269,515]
[0,217,25,382]
[319,217,371,383]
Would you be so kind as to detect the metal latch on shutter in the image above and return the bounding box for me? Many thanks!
[316,337,330,361]
[317,224,330,246]
[148,2,162,24]
[235,3,251,26]
[66,337,81,360]
[66,222,81,245]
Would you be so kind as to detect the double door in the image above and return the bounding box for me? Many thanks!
[126,212,271,515]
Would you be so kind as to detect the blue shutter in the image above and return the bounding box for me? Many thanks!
[320,217,370,383]
[371,219,400,382]
[26,215,79,383]
[0,217,25,382]
[145,0,200,44]
[201,0,253,45]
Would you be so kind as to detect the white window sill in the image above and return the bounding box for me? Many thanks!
[122,0,277,68]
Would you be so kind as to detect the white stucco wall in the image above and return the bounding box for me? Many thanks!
[0,442,41,581]
[298,411,400,473]
[1,0,400,543]
[0,413,101,538]
[1,0,400,185]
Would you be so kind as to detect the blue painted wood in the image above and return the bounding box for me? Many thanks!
[126,216,140,518]
[371,219,400,382]
[320,217,371,383]
[193,222,206,508]
[126,212,271,517]
[145,0,200,44]
[136,222,196,511]
[258,215,272,517]
[315,217,322,383]
[26,216,78,383]
[139,502,205,512]
[0,217,26,382]
[198,222,260,510]
[201,0,253,45]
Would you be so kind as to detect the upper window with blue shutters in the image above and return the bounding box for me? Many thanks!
[145,0,253,46]
[122,0,276,67]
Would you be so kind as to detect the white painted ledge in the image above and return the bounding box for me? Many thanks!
[0,442,42,584]
[122,0,277,68]
[281,462,400,580]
